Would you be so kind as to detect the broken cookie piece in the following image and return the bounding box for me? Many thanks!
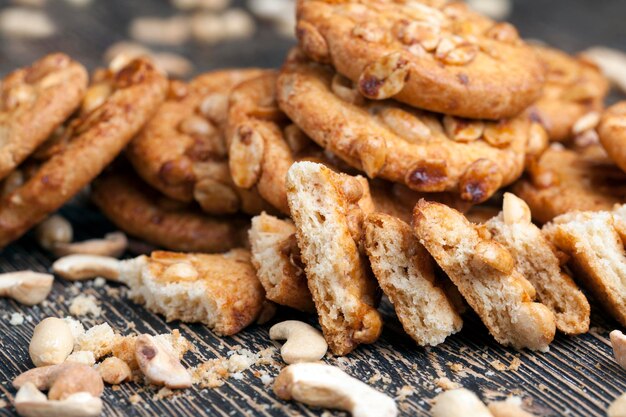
[364,212,462,346]
[286,161,382,355]
[414,200,556,351]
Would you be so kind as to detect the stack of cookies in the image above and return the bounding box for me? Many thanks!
[2,0,626,360]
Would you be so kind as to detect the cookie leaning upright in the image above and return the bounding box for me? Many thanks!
[364,212,463,346]
[0,53,88,181]
[286,161,382,355]
[413,200,556,351]
[0,58,168,247]
[295,0,544,119]
[277,51,528,203]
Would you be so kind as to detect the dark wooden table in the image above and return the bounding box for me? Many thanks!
[0,1,625,416]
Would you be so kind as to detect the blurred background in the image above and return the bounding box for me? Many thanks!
[0,0,625,77]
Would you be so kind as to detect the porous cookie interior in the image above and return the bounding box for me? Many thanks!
[277,53,527,203]
[296,0,544,119]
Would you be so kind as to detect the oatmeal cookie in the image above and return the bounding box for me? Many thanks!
[126,69,270,215]
[286,161,382,355]
[0,53,88,181]
[543,206,626,327]
[364,212,463,346]
[414,199,556,350]
[484,193,590,334]
[598,101,626,174]
[91,169,248,253]
[121,249,264,335]
[529,45,608,142]
[0,58,167,247]
[277,52,527,203]
[248,213,314,312]
[295,0,544,119]
[512,144,626,224]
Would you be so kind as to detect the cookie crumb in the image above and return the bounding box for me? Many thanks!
[435,377,460,391]
[129,393,141,405]
[508,357,522,371]
[153,387,175,401]
[69,294,102,317]
[490,359,507,371]
[9,312,24,326]
[447,362,464,373]
[395,385,415,401]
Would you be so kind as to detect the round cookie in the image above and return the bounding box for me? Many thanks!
[0,53,88,181]
[0,58,168,247]
[91,168,248,253]
[295,0,545,119]
[126,69,271,215]
[512,144,626,224]
[529,45,609,142]
[277,51,528,203]
[598,101,626,173]
[227,71,354,214]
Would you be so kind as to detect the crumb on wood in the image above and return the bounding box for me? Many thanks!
[434,377,460,391]
[129,393,141,405]
[508,357,522,371]
[153,387,175,401]
[447,362,465,373]
[9,312,25,325]
[192,347,277,389]
[490,359,507,371]
[69,294,102,317]
[395,385,415,401]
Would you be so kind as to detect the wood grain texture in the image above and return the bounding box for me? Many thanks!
[0,0,626,416]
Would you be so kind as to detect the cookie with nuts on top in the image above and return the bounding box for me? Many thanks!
[126,69,271,215]
[286,161,382,355]
[0,53,88,182]
[512,144,626,224]
[528,45,608,142]
[543,205,626,327]
[227,71,356,214]
[91,168,249,253]
[413,199,556,351]
[484,193,590,335]
[598,102,626,174]
[0,57,168,248]
[277,51,527,203]
[295,0,544,120]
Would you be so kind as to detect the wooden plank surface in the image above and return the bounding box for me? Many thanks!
[1,0,626,416]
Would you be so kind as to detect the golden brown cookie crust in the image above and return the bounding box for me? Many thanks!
[91,169,248,253]
[277,52,527,203]
[126,69,268,215]
[286,161,382,355]
[0,58,168,248]
[598,101,626,173]
[529,45,608,142]
[512,144,626,224]
[0,53,88,181]
[295,0,545,119]
[413,199,556,350]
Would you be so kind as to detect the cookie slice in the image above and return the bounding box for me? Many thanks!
[277,51,527,203]
[0,58,168,247]
[543,207,626,327]
[529,45,608,142]
[286,161,382,355]
[91,169,248,253]
[120,250,264,335]
[126,69,270,215]
[413,200,556,350]
[484,193,590,334]
[0,53,88,181]
[512,144,626,224]
[364,212,462,346]
[295,0,544,119]
[249,213,314,312]
[598,102,626,174]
